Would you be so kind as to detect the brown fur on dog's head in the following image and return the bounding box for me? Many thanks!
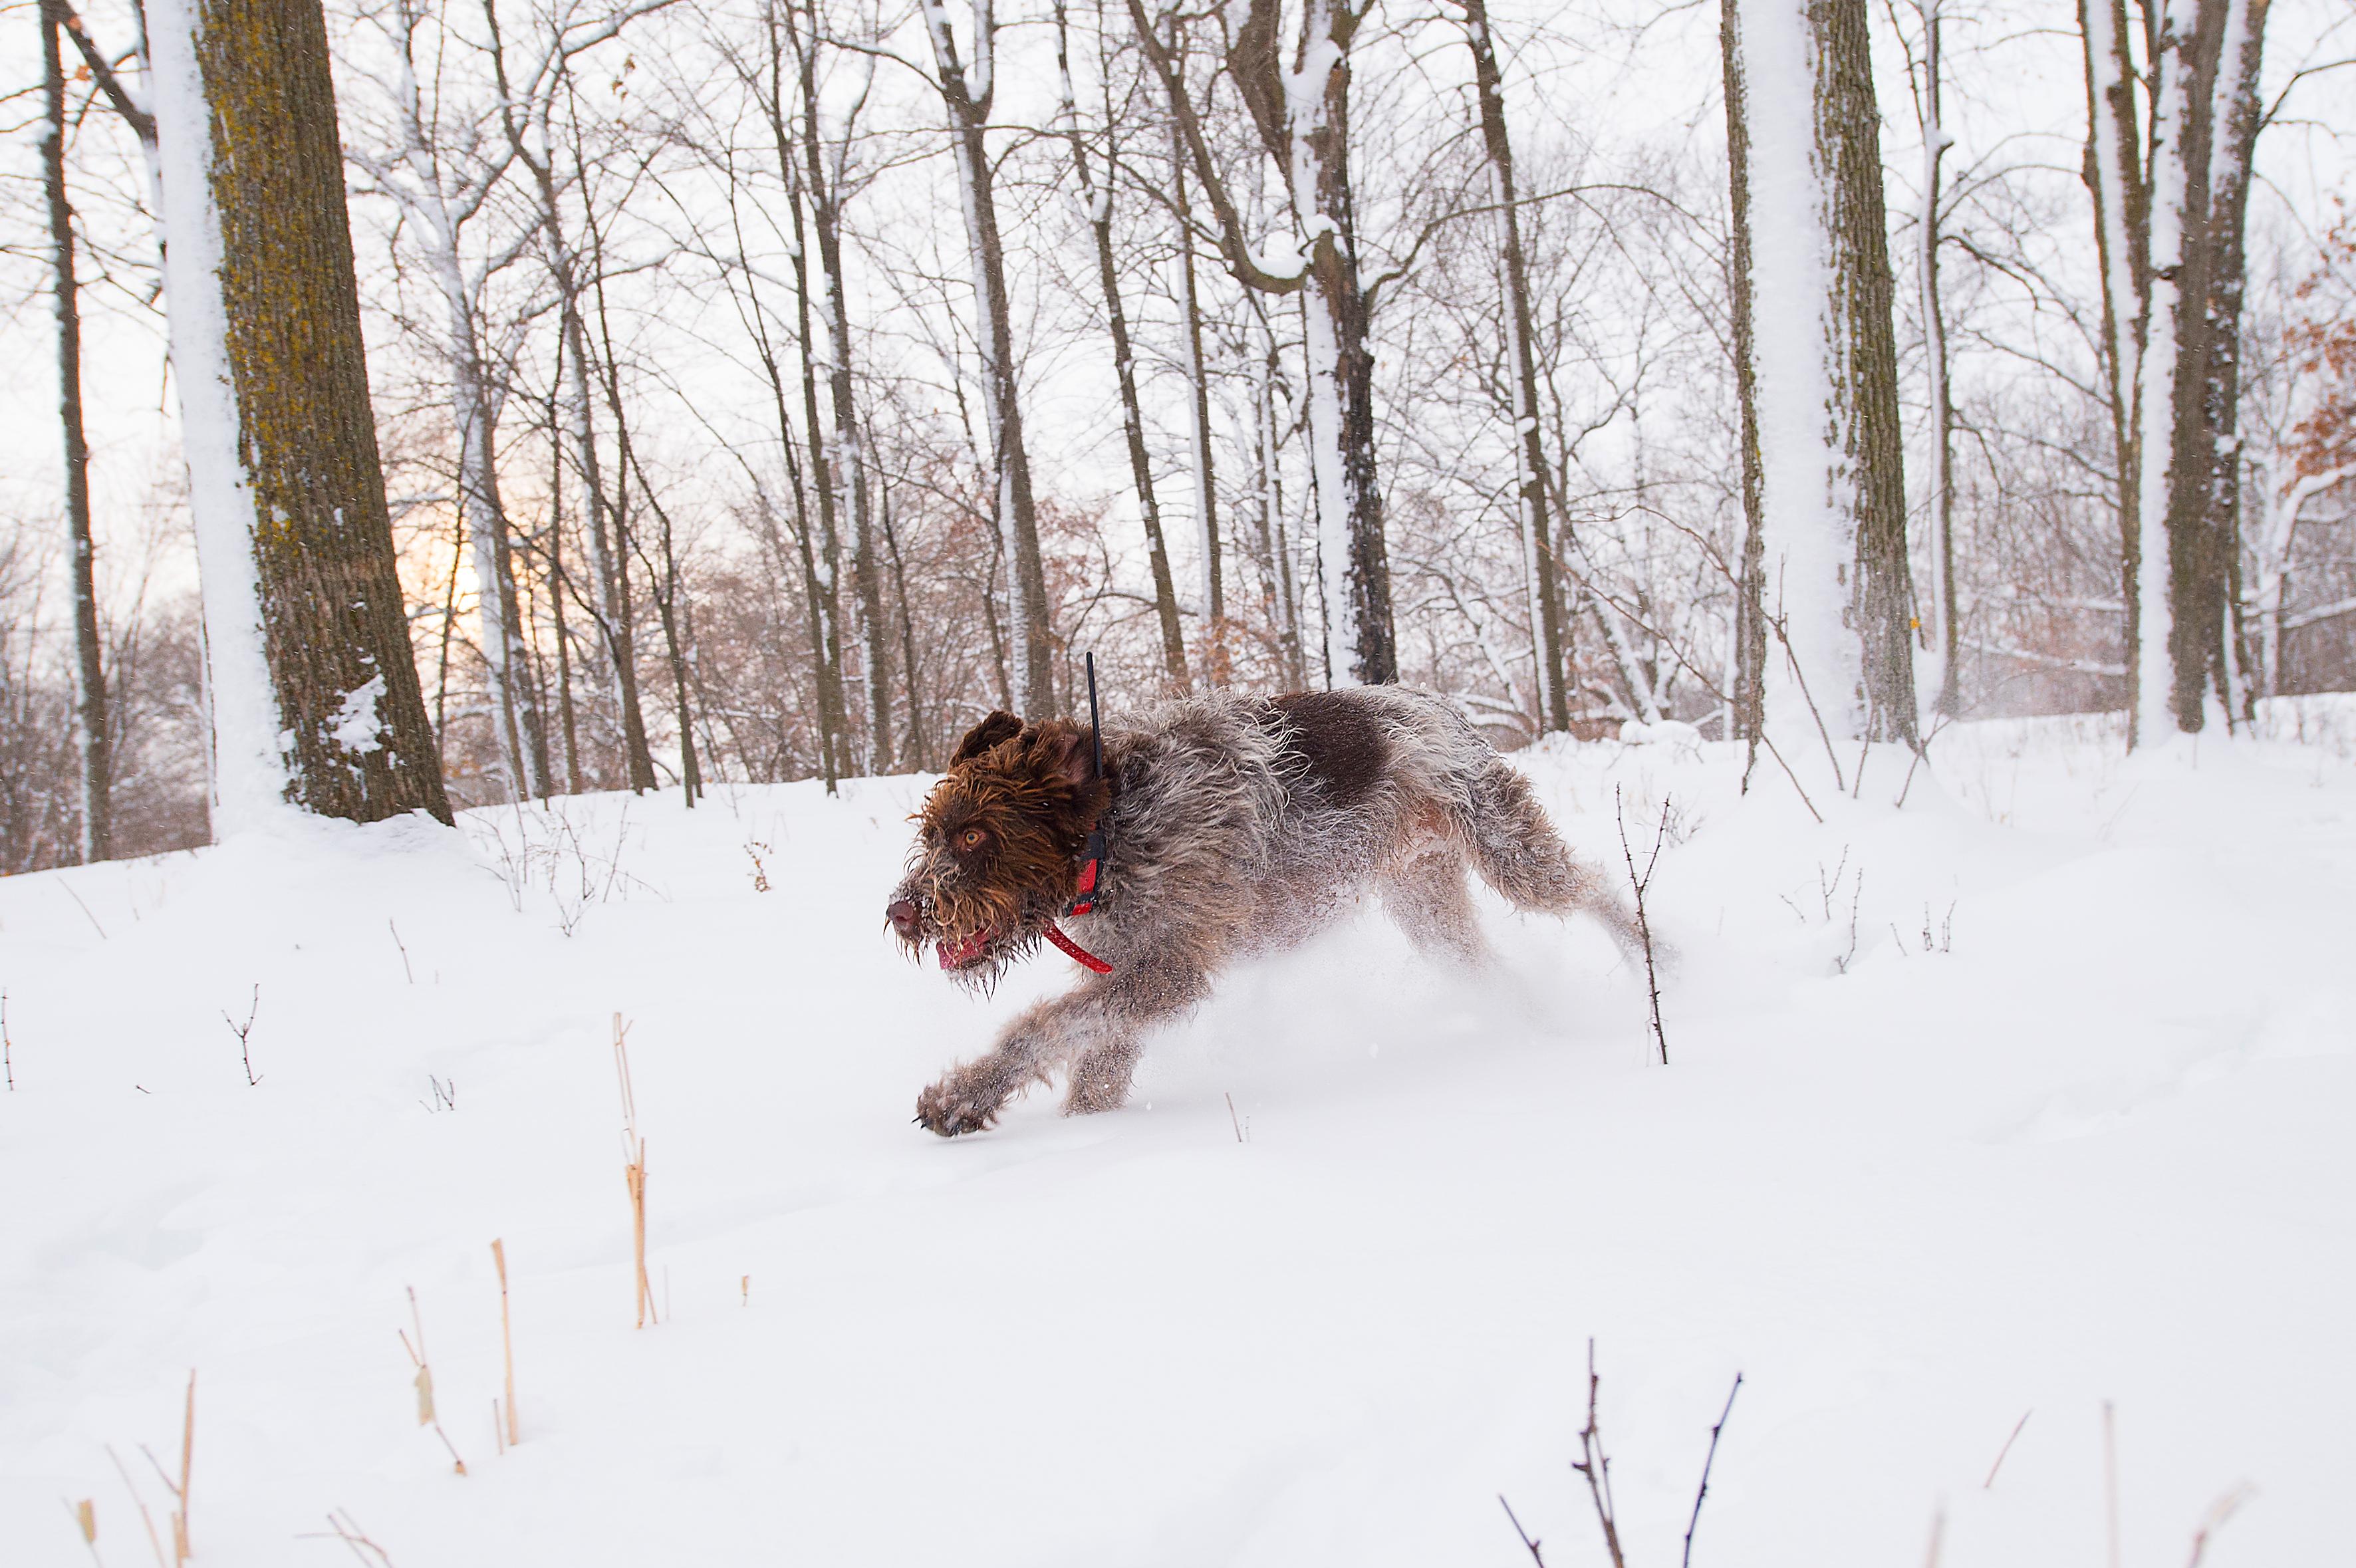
[884,711,1109,987]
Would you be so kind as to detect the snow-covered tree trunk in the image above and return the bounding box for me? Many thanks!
[1459,0,1569,733]
[1912,0,1960,718]
[2199,0,2270,721]
[2132,0,2228,743]
[43,0,111,860]
[148,0,450,832]
[1255,338,1308,690]
[791,9,894,769]
[1053,1,1187,685]
[923,0,1055,717]
[1719,0,1768,758]
[1277,0,1395,687]
[1726,0,1918,776]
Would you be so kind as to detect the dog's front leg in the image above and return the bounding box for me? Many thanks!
[1061,954,1212,1117]
[916,988,1095,1137]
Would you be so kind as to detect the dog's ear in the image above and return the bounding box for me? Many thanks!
[1019,721,1095,791]
[950,710,1024,764]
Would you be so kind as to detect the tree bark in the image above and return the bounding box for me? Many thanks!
[1815,0,1920,746]
[1720,0,1767,761]
[43,0,112,860]
[1458,0,1570,733]
[149,0,451,829]
[2199,0,2269,720]
[2135,0,2230,741]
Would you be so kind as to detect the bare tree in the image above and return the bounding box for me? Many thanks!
[41,0,112,858]
[1130,0,1397,686]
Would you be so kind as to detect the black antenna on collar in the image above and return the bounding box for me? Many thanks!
[1085,650,1103,781]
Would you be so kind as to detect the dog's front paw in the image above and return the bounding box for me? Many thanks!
[915,1076,1002,1137]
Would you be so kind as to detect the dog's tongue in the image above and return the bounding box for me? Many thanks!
[938,930,992,970]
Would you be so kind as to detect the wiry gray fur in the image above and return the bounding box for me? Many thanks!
[892,686,1640,1135]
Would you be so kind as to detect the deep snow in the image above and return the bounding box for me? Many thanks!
[3,706,2351,1566]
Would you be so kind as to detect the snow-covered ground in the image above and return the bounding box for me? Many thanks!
[4,704,2351,1567]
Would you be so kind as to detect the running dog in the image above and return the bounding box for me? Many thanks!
[885,686,1640,1136]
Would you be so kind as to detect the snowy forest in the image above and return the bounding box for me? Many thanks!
[0,0,2347,860]
[3,0,2355,1563]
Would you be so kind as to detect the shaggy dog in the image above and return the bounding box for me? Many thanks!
[885,686,1640,1136]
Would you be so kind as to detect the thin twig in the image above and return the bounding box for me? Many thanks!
[1681,1372,1743,1567]
[388,920,414,984]
[221,986,261,1086]
[1570,1339,1629,1568]
[2183,1483,2254,1568]
[62,880,108,940]
[1498,1494,1547,1565]
[1615,786,1672,1065]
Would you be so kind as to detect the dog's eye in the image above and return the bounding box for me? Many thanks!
[958,827,987,852]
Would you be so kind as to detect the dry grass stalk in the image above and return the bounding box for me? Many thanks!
[103,1446,166,1568]
[65,1497,99,1563]
[490,1239,519,1446]
[614,1013,655,1327]
[399,1288,467,1476]
[741,1274,750,1307]
[2183,1482,2254,1568]
[307,1507,396,1566]
[138,1372,194,1563]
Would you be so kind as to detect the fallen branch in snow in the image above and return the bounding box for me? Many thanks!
[1681,1372,1742,1567]
[400,1289,467,1476]
[221,985,261,1087]
[614,1014,656,1328]
[1616,786,1672,1066]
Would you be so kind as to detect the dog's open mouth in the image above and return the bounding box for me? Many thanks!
[937,928,996,970]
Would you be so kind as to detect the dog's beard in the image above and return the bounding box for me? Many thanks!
[891,871,1057,992]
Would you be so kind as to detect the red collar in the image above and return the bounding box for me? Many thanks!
[1049,817,1113,974]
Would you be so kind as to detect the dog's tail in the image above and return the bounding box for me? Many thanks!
[1452,757,1646,958]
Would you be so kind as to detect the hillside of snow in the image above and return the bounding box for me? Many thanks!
[4,705,2351,1567]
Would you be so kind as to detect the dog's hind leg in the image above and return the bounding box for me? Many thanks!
[1452,759,1644,956]
[1377,849,1492,970]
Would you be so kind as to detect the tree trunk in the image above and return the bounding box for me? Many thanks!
[922,0,1055,716]
[2079,0,2149,737]
[43,0,112,861]
[1720,0,1767,760]
[1133,0,1394,685]
[1172,114,1229,685]
[1914,0,1962,717]
[779,127,854,778]
[2134,0,2230,742]
[149,0,450,830]
[2199,0,2269,721]
[1053,0,1188,685]
[1255,338,1308,690]
[1816,0,1920,747]
[543,366,585,793]
[1459,0,1569,733]
[876,456,928,769]
[788,5,895,768]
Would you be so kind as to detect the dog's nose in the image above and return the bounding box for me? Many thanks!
[886,898,921,939]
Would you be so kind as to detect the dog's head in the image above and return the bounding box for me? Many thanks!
[885,710,1107,988]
